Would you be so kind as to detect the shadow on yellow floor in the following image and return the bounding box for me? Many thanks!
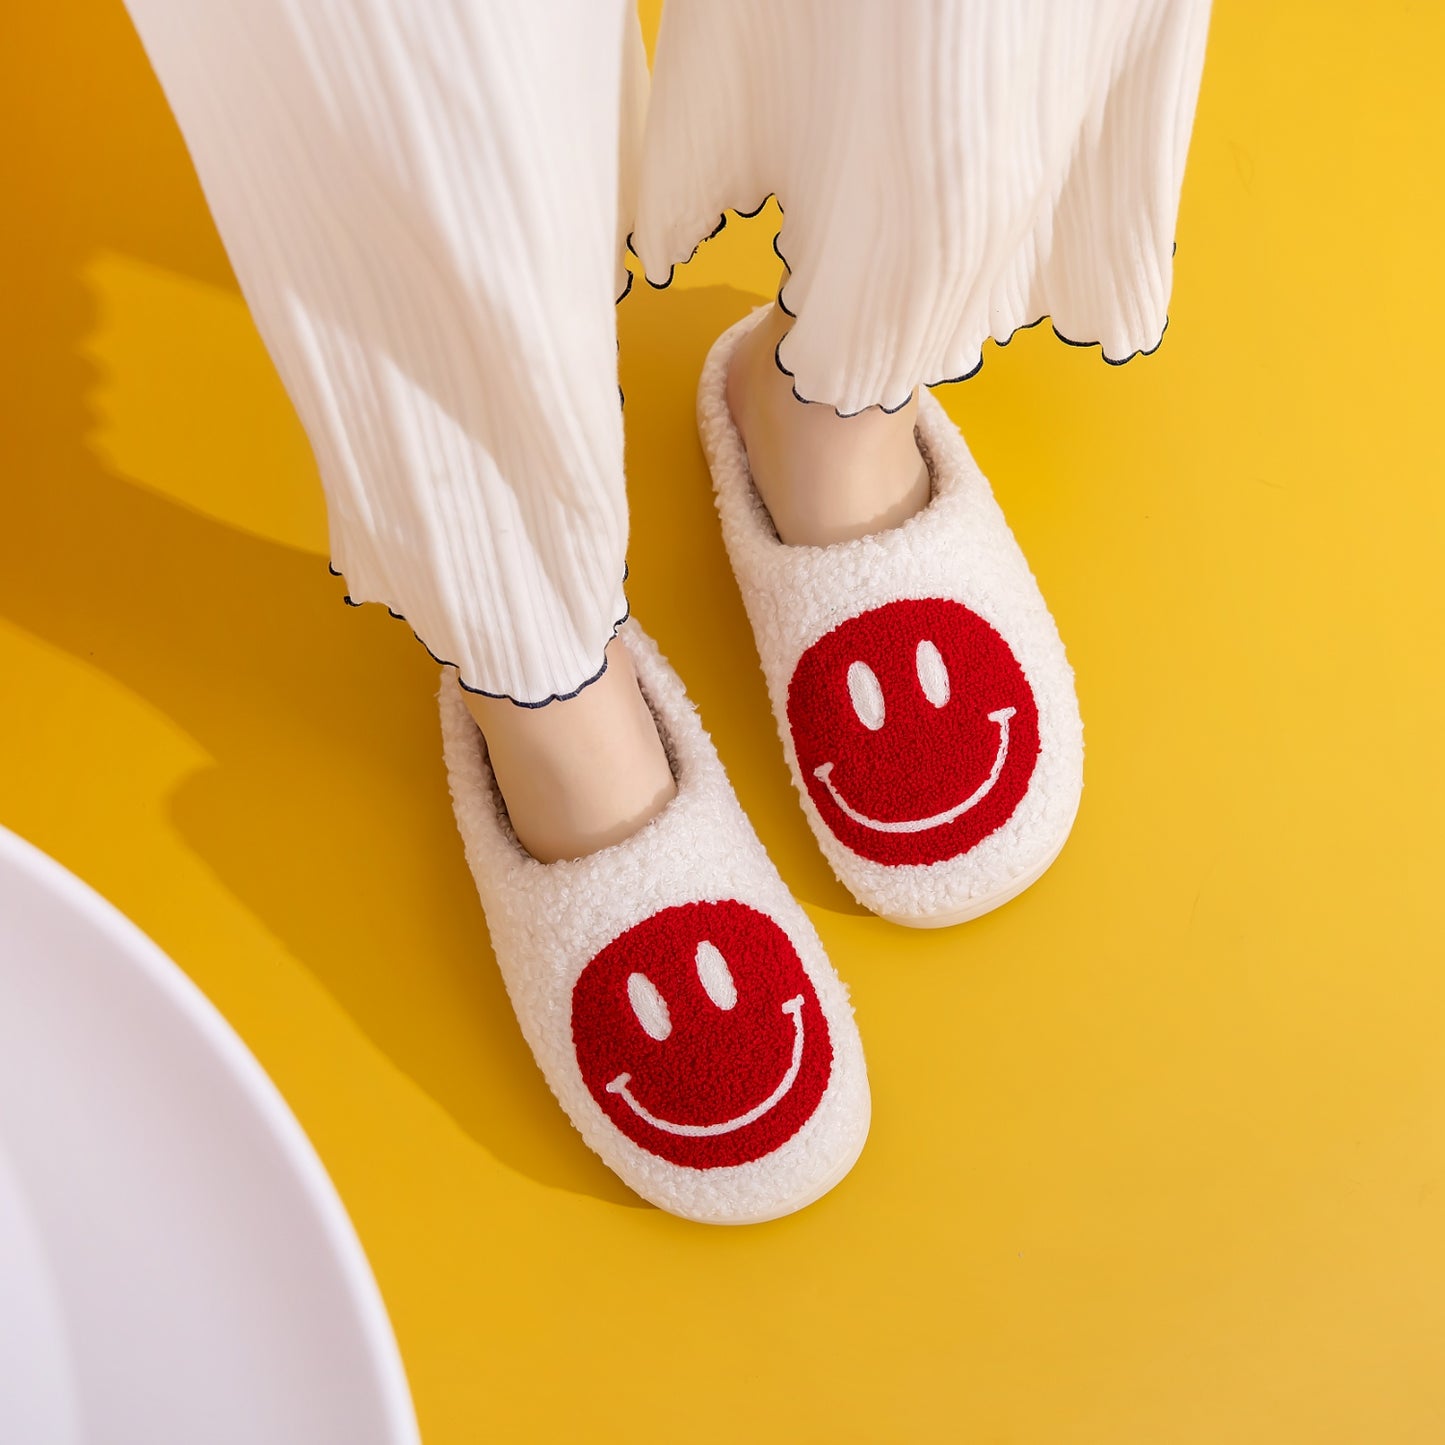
[0,4,854,1216]
[1,1,645,1208]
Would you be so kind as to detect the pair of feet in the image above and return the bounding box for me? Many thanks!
[444,305,1083,1223]
[465,303,931,866]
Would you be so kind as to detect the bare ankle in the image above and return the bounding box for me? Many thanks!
[464,639,676,863]
[727,302,931,547]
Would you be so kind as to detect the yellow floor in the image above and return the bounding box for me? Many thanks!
[5,4,1444,1441]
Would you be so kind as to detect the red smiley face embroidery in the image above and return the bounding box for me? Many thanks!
[787,598,1040,867]
[571,901,832,1169]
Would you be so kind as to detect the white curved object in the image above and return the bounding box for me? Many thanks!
[0,824,419,1445]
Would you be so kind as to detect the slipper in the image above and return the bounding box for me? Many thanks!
[438,620,870,1224]
[697,308,1084,927]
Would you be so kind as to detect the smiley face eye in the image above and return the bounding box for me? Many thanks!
[847,660,885,730]
[694,940,737,1011]
[915,639,950,708]
[626,971,672,1041]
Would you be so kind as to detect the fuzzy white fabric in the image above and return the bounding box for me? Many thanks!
[438,621,870,1224]
[697,309,1085,926]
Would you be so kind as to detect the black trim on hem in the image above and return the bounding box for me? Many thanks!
[772,218,1176,413]
[772,310,1171,416]
[628,190,1174,411]
[1051,314,1170,366]
[772,335,916,418]
[623,191,776,293]
[774,221,797,320]
[327,561,632,708]
[616,271,633,408]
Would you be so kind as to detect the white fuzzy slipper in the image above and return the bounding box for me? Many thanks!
[697,309,1085,928]
[438,621,870,1224]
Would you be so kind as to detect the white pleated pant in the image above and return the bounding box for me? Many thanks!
[124,0,1210,705]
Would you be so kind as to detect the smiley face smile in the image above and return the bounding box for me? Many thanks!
[812,707,1016,834]
[571,901,833,1168]
[605,995,806,1137]
[786,598,1041,867]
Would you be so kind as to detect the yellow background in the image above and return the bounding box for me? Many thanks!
[4,3,1444,1440]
